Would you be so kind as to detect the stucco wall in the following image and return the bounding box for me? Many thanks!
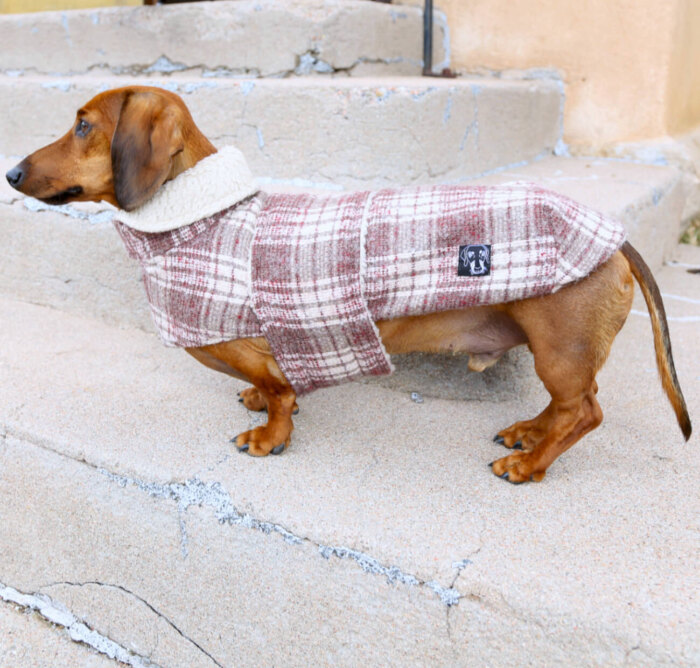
[440,0,700,148]
[668,0,700,135]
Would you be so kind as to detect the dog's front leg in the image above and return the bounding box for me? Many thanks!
[190,338,297,456]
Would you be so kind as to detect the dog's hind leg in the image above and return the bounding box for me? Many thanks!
[494,378,601,453]
[493,402,558,452]
[490,252,633,483]
[192,338,298,456]
[490,374,604,483]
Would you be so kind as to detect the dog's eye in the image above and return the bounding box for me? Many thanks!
[75,119,91,137]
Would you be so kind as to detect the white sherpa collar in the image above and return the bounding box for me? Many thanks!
[112,145,258,233]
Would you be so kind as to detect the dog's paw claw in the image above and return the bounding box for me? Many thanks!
[238,397,244,403]
[292,408,299,416]
[271,444,285,455]
[493,435,505,445]
[512,440,523,450]
[488,461,494,468]
[232,434,249,452]
[498,470,524,484]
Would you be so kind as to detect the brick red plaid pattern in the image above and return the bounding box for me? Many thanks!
[251,192,393,395]
[115,184,625,395]
[115,195,264,346]
[363,184,625,318]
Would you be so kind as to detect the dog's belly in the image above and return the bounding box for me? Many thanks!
[377,306,527,358]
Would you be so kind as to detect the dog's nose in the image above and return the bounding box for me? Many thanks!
[5,164,25,189]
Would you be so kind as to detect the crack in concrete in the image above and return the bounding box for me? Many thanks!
[438,12,452,72]
[0,48,424,82]
[0,582,156,667]
[326,54,422,77]
[98,467,468,607]
[41,581,224,667]
[2,427,474,609]
[444,524,486,639]
[22,196,114,224]
[459,87,480,153]
[99,470,304,547]
[450,67,564,156]
[0,60,265,81]
[318,545,461,606]
[294,50,334,76]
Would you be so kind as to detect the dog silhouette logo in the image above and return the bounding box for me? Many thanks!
[458,244,491,277]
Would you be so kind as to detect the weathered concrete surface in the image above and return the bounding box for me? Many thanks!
[0,246,698,664]
[0,600,115,667]
[0,201,149,332]
[0,436,451,667]
[0,0,448,78]
[590,125,700,225]
[0,157,685,333]
[0,75,561,185]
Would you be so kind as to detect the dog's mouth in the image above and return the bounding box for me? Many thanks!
[40,186,84,206]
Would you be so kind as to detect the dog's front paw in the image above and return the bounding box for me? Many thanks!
[489,453,546,484]
[232,426,292,457]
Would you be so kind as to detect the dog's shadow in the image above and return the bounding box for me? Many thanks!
[363,347,538,402]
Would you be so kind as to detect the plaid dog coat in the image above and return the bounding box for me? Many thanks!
[114,150,626,395]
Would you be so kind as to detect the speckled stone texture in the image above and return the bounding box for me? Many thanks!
[0,245,698,665]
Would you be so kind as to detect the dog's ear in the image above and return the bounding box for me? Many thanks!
[111,91,183,211]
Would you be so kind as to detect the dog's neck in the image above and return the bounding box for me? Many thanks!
[168,134,217,182]
[112,146,259,233]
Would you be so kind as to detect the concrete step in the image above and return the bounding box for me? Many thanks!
[0,597,116,667]
[0,252,698,664]
[0,0,448,78]
[0,74,562,187]
[0,156,686,332]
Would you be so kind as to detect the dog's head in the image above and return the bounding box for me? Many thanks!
[5,86,214,210]
[467,244,490,275]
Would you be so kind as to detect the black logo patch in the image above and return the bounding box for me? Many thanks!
[458,244,491,277]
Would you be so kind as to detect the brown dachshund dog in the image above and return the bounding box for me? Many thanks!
[5,86,692,483]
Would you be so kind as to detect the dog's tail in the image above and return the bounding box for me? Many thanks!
[621,241,691,440]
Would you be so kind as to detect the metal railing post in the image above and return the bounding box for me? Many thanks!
[423,0,433,76]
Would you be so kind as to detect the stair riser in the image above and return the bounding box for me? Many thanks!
[0,0,448,78]
[1,77,562,188]
[0,207,151,331]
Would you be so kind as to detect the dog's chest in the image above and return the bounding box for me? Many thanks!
[114,195,264,346]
